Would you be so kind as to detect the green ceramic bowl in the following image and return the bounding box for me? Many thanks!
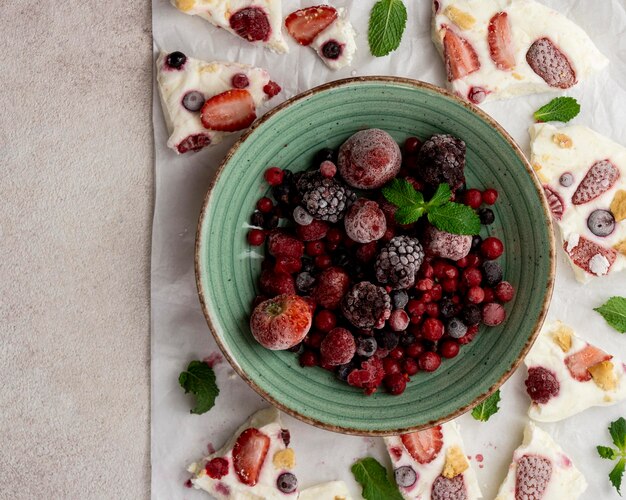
[196,77,555,435]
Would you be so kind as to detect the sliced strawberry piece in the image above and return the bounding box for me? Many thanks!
[176,133,211,154]
[400,426,444,464]
[442,27,480,81]
[564,236,617,276]
[543,185,564,220]
[488,12,515,70]
[201,89,256,132]
[232,428,270,486]
[285,6,338,46]
[515,455,552,499]
[526,37,576,89]
[229,7,271,42]
[565,344,612,382]
[572,159,620,205]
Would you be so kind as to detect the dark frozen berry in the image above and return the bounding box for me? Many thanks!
[322,40,342,59]
[356,336,377,357]
[399,332,416,347]
[288,342,304,354]
[375,236,425,290]
[277,472,298,493]
[337,361,356,381]
[587,209,615,237]
[481,260,503,287]
[462,304,482,325]
[446,317,468,339]
[296,272,316,294]
[231,73,250,89]
[478,208,495,225]
[394,465,417,488]
[166,51,186,69]
[417,134,466,191]
[559,172,574,187]
[293,206,314,226]
[182,91,205,111]
[384,373,407,395]
[375,330,400,350]
[471,235,482,250]
[299,350,318,367]
[482,188,498,205]
[264,213,279,229]
[250,211,265,227]
[300,173,356,223]
[404,137,422,155]
[314,310,337,332]
[525,366,559,403]
[264,166,284,186]
[342,281,392,329]
[439,297,457,319]
[390,290,409,310]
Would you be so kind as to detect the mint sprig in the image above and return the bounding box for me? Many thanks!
[594,297,626,333]
[368,0,407,57]
[382,179,480,235]
[351,457,403,500]
[471,389,501,422]
[179,360,220,415]
[597,417,626,495]
[533,97,580,123]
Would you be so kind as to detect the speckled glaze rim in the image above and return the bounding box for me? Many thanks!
[194,77,556,436]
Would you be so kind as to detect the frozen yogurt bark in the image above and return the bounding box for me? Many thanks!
[530,123,626,282]
[524,321,626,422]
[494,421,586,499]
[285,6,356,70]
[156,51,280,154]
[384,421,482,499]
[431,0,608,103]
[171,0,288,53]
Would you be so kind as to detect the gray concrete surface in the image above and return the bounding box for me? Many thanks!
[1,2,153,498]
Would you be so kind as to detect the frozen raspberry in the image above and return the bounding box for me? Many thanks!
[525,366,559,404]
[250,294,312,350]
[320,327,356,366]
[515,455,552,500]
[337,129,402,189]
[342,281,392,329]
[205,457,229,479]
[229,7,271,42]
[259,270,296,296]
[346,356,385,391]
[417,134,466,192]
[268,232,304,259]
[423,224,472,261]
[481,302,506,326]
[375,236,425,290]
[295,218,329,241]
[431,474,467,500]
[312,267,350,310]
[344,199,387,244]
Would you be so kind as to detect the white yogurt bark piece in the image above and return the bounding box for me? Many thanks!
[384,421,482,499]
[529,123,626,282]
[494,422,586,499]
[156,51,279,154]
[524,321,626,422]
[431,0,608,103]
[298,481,352,500]
[171,0,288,53]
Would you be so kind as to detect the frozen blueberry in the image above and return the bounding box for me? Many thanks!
[462,305,482,326]
[182,91,205,112]
[471,235,483,251]
[439,297,457,319]
[332,250,351,268]
[400,332,416,347]
[375,330,399,350]
[394,466,417,488]
[293,206,313,226]
[478,208,495,225]
[250,211,265,228]
[296,272,316,294]
[559,172,574,187]
[337,361,356,381]
[166,51,186,69]
[356,337,377,358]
[322,40,342,60]
[301,258,315,274]
[277,473,298,493]
[446,318,468,339]
[481,260,503,287]
[390,290,409,309]
[264,213,280,230]
[587,209,615,237]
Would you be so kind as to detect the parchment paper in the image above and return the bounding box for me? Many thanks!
[151,1,626,498]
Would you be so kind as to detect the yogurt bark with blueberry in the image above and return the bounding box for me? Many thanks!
[156,51,280,154]
[384,421,482,499]
[170,0,288,53]
[431,0,608,103]
[524,321,626,422]
[530,123,626,282]
[494,422,586,499]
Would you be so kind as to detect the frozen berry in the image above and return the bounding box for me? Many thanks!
[182,90,205,112]
[320,160,337,178]
[337,361,356,381]
[446,318,468,338]
[439,298,457,319]
[462,268,482,288]
[468,86,487,104]
[471,235,482,250]
[256,197,273,213]
[263,81,281,97]
[481,237,504,260]
[395,465,417,488]
[315,148,335,164]
[312,267,350,310]
[425,302,439,318]
[525,366,559,404]
[305,240,325,256]
[344,199,387,243]
[299,173,356,223]
[205,457,229,479]
[422,318,444,342]
[343,282,392,329]
[478,208,495,225]
[383,357,402,375]
[337,129,402,189]
[482,188,498,205]
[390,290,409,309]
[400,332,416,347]
[314,254,332,269]
[389,346,405,360]
[482,302,506,326]
[347,357,385,391]
[419,351,442,372]
[495,281,515,302]
[375,236,425,290]
[250,294,312,350]
[423,225,472,261]
[250,211,265,228]
[231,73,250,89]
[296,219,329,241]
[439,339,460,358]
[462,304,481,325]
[274,256,301,274]
[260,270,296,297]
[389,309,410,332]
[264,167,284,186]
[417,134,466,191]
[376,330,400,350]
[321,40,342,59]
[432,475,466,500]
[404,137,422,155]
[268,232,304,258]
[356,336,377,357]
[481,260,503,287]
[293,206,314,226]
[559,172,574,187]
[467,286,485,304]
[406,342,425,359]
[384,373,407,395]
[463,189,482,209]
[295,272,315,294]
[277,472,298,493]
[402,358,419,376]
[587,209,615,237]
[314,310,337,332]
[247,229,265,246]
[320,327,356,366]
[230,6,271,41]
[166,51,186,69]
[299,350,318,367]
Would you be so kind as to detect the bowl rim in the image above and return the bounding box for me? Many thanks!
[194,76,556,436]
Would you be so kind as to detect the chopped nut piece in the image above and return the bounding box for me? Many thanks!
[532,162,543,172]
[614,239,626,256]
[442,445,469,479]
[552,133,573,149]
[610,190,626,222]
[273,448,296,470]
[552,325,573,352]
[512,72,524,80]
[589,361,617,391]
[444,6,476,30]
[175,0,195,12]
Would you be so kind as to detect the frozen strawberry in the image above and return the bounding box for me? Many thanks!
[488,12,515,70]
[285,6,338,46]
[543,185,564,220]
[515,455,552,499]
[268,231,305,258]
[229,7,271,42]
[563,236,617,276]
[571,159,620,205]
[274,256,302,274]
[312,267,350,310]
[442,26,480,81]
[201,89,256,132]
[526,37,576,89]
[400,426,444,464]
[346,357,384,391]
[232,428,270,486]
[250,294,312,350]
[259,270,296,296]
[320,327,356,366]
[431,474,467,500]
[295,219,329,241]
[344,199,387,243]
[176,133,211,154]
[565,344,612,382]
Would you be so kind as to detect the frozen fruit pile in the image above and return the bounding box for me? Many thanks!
[247,128,515,395]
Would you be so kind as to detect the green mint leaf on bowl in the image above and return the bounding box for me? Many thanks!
[427,203,481,235]
[368,0,407,57]
[598,417,626,494]
[533,96,580,123]
[471,389,501,422]
[427,183,452,207]
[594,297,626,333]
[382,178,424,207]
[351,457,403,500]
[179,360,219,415]
[395,206,425,225]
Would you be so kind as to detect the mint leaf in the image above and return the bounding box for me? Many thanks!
[395,206,425,225]
[382,178,423,207]
[368,0,407,57]
[594,297,626,333]
[427,183,452,208]
[471,390,501,422]
[351,457,403,500]
[610,459,625,495]
[598,446,618,460]
[610,418,626,451]
[533,96,580,123]
[427,203,481,235]
[179,360,219,415]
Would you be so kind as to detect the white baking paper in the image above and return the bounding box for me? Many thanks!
[151,1,626,498]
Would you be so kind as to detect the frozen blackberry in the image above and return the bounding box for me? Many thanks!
[479,208,495,225]
[296,272,316,294]
[417,134,466,191]
[342,281,392,329]
[462,304,482,325]
[390,290,409,309]
[356,337,377,357]
[375,330,400,350]
[298,172,356,223]
[482,260,503,287]
[446,318,468,339]
[375,236,424,290]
